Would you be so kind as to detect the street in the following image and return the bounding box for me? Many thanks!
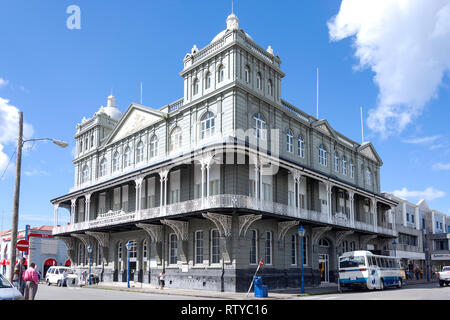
[296,282,450,300]
[32,282,450,300]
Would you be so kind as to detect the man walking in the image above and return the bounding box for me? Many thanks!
[23,263,39,300]
[13,257,27,295]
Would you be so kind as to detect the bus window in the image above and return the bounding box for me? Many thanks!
[339,256,366,268]
[376,258,382,267]
[370,257,376,267]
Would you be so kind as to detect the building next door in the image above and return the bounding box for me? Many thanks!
[319,254,329,283]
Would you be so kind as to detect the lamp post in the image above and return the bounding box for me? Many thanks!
[297,225,306,294]
[425,244,430,282]
[87,245,93,285]
[392,239,397,257]
[8,111,68,283]
[125,241,132,288]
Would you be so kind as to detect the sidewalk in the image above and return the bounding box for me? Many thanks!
[85,281,340,300]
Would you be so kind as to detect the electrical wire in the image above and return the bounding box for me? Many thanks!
[0,149,17,181]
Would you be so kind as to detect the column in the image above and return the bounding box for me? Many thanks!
[71,199,76,225]
[201,162,205,199]
[85,194,91,222]
[349,191,355,228]
[254,163,259,201]
[326,182,332,223]
[134,177,143,217]
[372,198,378,232]
[414,206,420,230]
[54,203,59,227]
[206,163,210,198]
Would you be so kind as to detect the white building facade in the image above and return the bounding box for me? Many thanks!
[51,14,397,292]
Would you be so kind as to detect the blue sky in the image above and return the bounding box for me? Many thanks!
[0,0,449,230]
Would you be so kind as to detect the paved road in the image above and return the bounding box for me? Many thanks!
[296,283,450,300]
[35,284,219,300]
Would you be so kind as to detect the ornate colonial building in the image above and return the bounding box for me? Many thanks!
[51,13,397,292]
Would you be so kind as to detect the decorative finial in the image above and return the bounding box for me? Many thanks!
[267,46,274,55]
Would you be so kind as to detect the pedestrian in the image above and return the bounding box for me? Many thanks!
[82,270,87,285]
[415,267,420,280]
[159,271,165,289]
[13,257,27,295]
[420,268,423,279]
[60,270,68,287]
[23,262,39,300]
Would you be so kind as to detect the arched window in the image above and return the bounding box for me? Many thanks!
[128,240,137,260]
[366,167,371,185]
[318,238,330,247]
[298,135,305,158]
[211,229,221,264]
[193,78,199,95]
[265,231,272,265]
[79,140,83,153]
[267,79,273,96]
[81,165,89,183]
[136,141,144,164]
[249,229,258,264]
[256,72,262,90]
[99,158,107,178]
[334,152,339,172]
[253,113,267,140]
[169,234,178,265]
[349,159,354,178]
[218,65,225,83]
[201,112,215,140]
[150,135,158,158]
[113,151,120,172]
[205,72,211,89]
[286,129,293,153]
[319,144,327,166]
[342,156,347,175]
[123,147,131,168]
[244,66,250,83]
[170,127,182,152]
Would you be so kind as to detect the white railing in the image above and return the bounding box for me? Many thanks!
[53,194,396,236]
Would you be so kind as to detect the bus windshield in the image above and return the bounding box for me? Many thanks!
[339,256,366,269]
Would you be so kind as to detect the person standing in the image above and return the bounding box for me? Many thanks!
[159,271,165,289]
[60,270,68,287]
[13,257,27,295]
[23,263,39,300]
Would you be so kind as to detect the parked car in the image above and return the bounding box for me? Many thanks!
[438,266,450,287]
[45,266,79,287]
[0,273,23,300]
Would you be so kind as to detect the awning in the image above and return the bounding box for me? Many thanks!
[64,259,71,266]
[44,258,58,266]
[0,259,6,265]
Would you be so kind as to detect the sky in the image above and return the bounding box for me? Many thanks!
[0,0,449,231]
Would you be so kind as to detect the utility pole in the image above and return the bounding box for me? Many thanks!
[8,112,23,282]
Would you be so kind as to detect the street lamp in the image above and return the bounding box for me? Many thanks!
[425,244,430,282]
[297,225,306,294]
[8,112,68,283]
[392,239,397,257]
[125,241,132,288]
[87,245,93,285]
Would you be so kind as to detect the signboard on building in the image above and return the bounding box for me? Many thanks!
[431,254,450,261]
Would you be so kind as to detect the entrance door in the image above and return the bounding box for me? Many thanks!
[319,254,329,283]
[129,261,136,282]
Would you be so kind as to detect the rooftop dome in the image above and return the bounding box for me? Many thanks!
[97,94,123,121]
[210,13,253,44]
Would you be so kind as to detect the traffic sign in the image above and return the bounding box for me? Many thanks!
[16,240,29,252]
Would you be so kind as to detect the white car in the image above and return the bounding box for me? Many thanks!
[45,266,79,287]
[438,266,450,287]
[0,273,23,300]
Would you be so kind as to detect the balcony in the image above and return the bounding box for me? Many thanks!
[53,194,396,237]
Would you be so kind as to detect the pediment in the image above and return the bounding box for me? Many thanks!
[105,104,165,145]
[313,120,336,139]
[358,142,383,165]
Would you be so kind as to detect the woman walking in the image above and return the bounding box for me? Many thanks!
[23,263,39,300]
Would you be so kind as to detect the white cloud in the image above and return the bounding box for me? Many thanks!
[23,169,48,176]
[0,97,34,175]
[433,162,450,170]
[402,135,442,144]
[392,187,446,201]
[328,0,450,137]
[0,78,8,88]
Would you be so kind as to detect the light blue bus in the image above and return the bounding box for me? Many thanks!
[339,250,403,291]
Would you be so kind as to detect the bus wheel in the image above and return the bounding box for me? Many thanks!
[397,278,402,288]
[379,279,384,291]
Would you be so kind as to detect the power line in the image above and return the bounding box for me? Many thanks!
[0,149,17,181]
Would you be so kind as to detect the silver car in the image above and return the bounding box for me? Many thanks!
[0,273,24,300]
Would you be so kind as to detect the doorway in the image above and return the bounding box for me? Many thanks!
[319,254,329,283]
